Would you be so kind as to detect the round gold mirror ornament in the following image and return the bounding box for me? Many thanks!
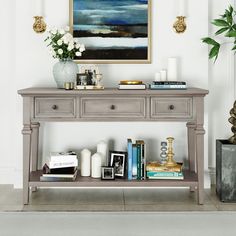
[33,16,47,33]
[173,16,187,34]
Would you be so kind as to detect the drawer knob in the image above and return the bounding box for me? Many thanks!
[169,105,175,110]
[110,105,116,110]
[52,105,58,110]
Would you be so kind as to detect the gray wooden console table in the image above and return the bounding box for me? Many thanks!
[18,87,208,205]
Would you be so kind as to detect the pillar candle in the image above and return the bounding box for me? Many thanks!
[168,58,178,81]
[155,72,161,81]
[178,0,186,16]
[91,153,102,178]
[160,70,167,81]
[80,149,91,177]
[97,141,108,166]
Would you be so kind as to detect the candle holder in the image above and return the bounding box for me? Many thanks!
[173,16,187,34]
[165,137,177,167]
[33,16,47,33]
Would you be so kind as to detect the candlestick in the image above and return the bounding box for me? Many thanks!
[91,153,102,178]
[97,141,108,166]
[80,149,91,177]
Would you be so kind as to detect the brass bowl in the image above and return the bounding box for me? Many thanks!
[120,80,143,85]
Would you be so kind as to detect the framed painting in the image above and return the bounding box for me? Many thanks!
[69,0,151,64]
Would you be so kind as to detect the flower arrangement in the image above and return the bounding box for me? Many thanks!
[45,26,85,60]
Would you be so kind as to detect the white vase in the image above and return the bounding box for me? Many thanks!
[91,153,102,178]
[53,59,78,88]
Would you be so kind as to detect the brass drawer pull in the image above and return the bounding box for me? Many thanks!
[169,105,175,110]
[110,105,116,110]
[52,105,58,110]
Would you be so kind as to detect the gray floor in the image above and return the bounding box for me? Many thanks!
[1,185,236,212]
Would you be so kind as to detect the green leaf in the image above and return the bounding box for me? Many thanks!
[209,45,220,61]
[202,37,220,46]
[212,19,229,27]
[225,30,236,37]
[232,45,236,51]
[229,5,234,14]
[215,27,229,35]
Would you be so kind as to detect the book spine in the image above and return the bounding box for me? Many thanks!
[132,144,138,179]
[127,139,133,180]
[49,159,78,169]
[148,176,184,180]
[142,143,146,180]
[150,84,186,89]
[147,171,183,177]
[152,81,186,85]
[137,144,141,180]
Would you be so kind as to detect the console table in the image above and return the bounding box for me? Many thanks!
[18,87,208,205]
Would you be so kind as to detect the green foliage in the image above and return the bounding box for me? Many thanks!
[202,5,236,62]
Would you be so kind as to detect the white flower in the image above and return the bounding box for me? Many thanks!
[79,44,85,52]
[68,44,74,51]
[76,51,82,57]
[65,26,70,32]
[51,28,57,35]
[58,49,63,55]
[57,40,63,46]
[62,33,73,45]
[75,43,81,49]
[59,29,65,35]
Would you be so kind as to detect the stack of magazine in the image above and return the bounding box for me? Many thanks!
[40,151,78,182]
[149,81,187,90]
[146,162,184,180]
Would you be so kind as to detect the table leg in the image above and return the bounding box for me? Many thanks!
[196,126,205,205]
[22,125,32,205]
[31,122,40,192]
[187,122,196,192]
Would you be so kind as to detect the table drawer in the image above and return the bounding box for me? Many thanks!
[81,97,146,118]
[35,97,76,118]
[151,97,193,119]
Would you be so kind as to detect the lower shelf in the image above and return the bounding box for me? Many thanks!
[29,170,198,188]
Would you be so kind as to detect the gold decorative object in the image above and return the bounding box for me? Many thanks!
[228,101,236,144]
[33,16,47,33]
[165,137,177,167]
[173,16,187,34]
[120,80,143,85]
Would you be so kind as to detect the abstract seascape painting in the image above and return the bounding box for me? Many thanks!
[70,0,151,63]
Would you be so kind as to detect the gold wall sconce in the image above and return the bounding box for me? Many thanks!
[33,0,47,33]
[33,16,47,33]
[173,16,187,34]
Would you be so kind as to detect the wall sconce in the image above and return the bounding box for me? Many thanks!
[173,0,187,34]
[33,0,47,34]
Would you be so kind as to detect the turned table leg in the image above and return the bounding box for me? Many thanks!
[187,122,196,192]
[31,122,40,192]
[22,125,32,205]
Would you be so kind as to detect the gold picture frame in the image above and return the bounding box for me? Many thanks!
[69,0,152,64]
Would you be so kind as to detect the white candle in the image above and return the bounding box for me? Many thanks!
[178,0,186,16]
[155,72,161,81]
[160,70,167,81]
[80,149,91,177]
[91,153,102,178]
[97,141,108,166]
[168,58,178,81]
[35,0,43,16]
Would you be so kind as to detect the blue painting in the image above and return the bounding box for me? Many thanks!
[71,0,151,63]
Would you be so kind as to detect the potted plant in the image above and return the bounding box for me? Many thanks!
[45,26,85,88]
[202,5,236,202]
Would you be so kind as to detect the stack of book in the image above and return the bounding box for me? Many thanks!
[146,162,184,180]
[127,139,146,180]
[149,81,187,90]
[40,151,78,182]
[119,80,146,90]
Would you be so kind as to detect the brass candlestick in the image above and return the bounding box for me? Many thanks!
[165,137,177,167]
[33,16,47,33]
[173,16,187,34]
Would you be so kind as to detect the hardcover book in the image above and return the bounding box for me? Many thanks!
[127,139,133,180]
[146,162,183,172]
[132,144,138,179]
[119,84,146,90]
